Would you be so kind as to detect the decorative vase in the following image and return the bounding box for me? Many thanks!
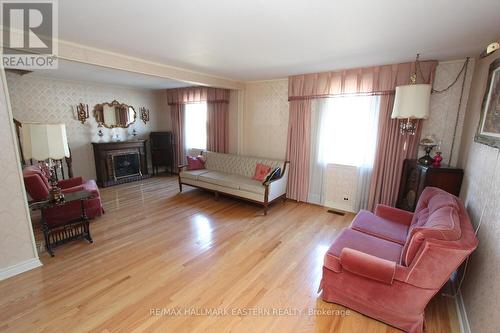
[433,152,443,167]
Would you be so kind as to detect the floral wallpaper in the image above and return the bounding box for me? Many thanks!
[420,59,475,166]
[458,49,500,333]
[0,74,38,271]
[243,79,289,160]
[6,73,170,180]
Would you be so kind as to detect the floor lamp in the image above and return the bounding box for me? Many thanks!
[21,123,70,203]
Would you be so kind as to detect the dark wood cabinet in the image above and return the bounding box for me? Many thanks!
[150,131,174,174]
[396,159,464,212]
[92,140,150,187]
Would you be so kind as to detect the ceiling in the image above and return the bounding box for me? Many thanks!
[58,0,500,81]
[29,60,192,89]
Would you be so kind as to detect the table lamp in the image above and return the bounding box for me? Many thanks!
[21,123,70,203]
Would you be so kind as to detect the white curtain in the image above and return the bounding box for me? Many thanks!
[184,102,207,157]
[307,96,380,211]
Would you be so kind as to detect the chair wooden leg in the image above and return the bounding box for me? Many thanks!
[214,191,219,201]
[178,178,183,192]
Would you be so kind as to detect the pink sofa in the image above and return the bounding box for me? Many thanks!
[319,187,478,333]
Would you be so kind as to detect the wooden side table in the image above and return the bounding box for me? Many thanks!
[396,159,464,212]
[29,190,94,256]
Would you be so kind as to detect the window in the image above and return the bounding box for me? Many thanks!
[317,95,380,167]
[184,102,207,151]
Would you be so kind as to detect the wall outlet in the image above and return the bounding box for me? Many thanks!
[343,196,350,201]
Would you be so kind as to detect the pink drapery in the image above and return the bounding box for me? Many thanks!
[167,86,230,166]
[207,102,229,152]
[288,61,437,99]
[367,95,423,210]
[167,86,230,105]
[169,104,185,169]
[286,60,437,204]
[286,100,312,201]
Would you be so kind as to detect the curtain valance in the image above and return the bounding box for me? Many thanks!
[288,60,438,101]
[167,86,230,105]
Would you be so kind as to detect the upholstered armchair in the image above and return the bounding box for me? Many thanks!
[319,187,478,333]
[23,165,104,227]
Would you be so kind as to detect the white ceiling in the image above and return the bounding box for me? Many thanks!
[30,59,192,89]
[58,0,500,81]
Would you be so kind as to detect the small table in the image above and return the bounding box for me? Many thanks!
[29,190,94,256]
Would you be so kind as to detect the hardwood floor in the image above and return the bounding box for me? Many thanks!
[0,176,459,332]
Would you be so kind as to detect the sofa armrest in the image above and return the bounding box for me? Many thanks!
[340,248,396,285]
[265,161,289,201]
[58,177,84,189]
[61,179,100,197]
[374,204,413,226]
[178,164,188,173]
[61,184,85,194]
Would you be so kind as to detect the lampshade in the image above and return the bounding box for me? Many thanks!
[391,84,432,119]
[21,123,70,161]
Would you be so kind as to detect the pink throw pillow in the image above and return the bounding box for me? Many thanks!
[252,163,271,181]
[186,155,205,170]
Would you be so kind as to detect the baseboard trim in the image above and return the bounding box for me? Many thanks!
[0,258,42,281]
[455,290,471,333]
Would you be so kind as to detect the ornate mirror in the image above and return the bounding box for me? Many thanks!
[93,100,136,128]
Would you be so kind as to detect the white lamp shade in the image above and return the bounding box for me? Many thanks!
[391,84,432,119]
[21,123,70,161]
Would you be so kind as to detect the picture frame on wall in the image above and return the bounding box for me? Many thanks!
[475,58,500,148]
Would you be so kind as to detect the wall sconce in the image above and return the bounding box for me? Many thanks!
[140,107,150,124]
[76,103,89,124]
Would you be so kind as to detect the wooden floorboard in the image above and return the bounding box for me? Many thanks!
[0,176,459,332]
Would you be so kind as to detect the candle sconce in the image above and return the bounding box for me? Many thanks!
[76,103,89,124]
[140,107,150,124]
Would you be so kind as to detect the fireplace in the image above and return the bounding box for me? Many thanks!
[92,140,150,187]
[112,152,141,180]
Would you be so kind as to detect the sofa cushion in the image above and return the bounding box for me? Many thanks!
[411,207,430,228]
[351,210,409,245]
[236,177,265,195]
[186,155,205,170]
[23,165,50,189]
[180,169,210,180]
[324,228,403,272]
[402,206,461,266]
[410,187,458,226]
[428,193,459,214]
[198,171,241,190]
[252,163,272,181]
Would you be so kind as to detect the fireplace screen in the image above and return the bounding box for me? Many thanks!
[112,153,141,180]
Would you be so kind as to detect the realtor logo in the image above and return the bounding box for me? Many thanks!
[1,0,58,69]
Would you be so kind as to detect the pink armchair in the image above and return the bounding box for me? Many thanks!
[22,165,104,227]
[319,187,478,333]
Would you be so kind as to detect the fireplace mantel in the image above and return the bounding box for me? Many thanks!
[92,140,150,187]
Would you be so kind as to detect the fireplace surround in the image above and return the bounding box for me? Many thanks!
[92,140,150,187]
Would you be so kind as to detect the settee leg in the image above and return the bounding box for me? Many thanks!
[263,203,268,215]
[214,191,219,201]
